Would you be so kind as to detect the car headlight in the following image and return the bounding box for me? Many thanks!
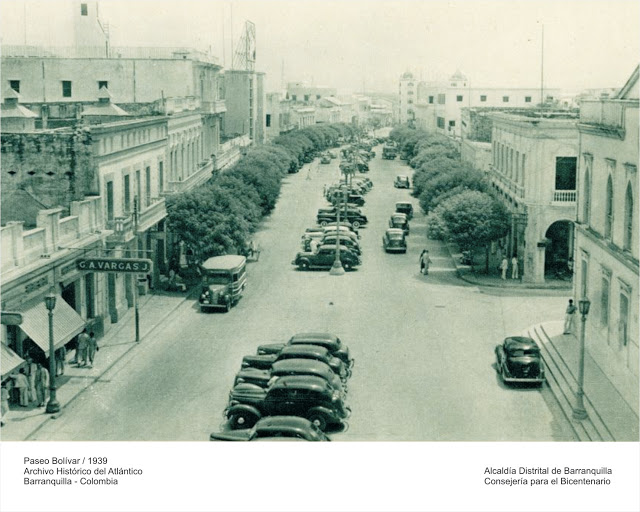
[332,391,340,402]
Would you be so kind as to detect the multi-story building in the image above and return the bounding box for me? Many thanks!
[222,70,266,144]
[488,112,579,284]
[408,70,561,137]
[574,66,639,411]
[286,83,337,103]
[398,71,417,124]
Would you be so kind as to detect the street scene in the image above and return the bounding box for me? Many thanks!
[0,0,638,448]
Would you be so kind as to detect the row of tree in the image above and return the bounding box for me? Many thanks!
[165,123,356,265]
[389,125,510,268]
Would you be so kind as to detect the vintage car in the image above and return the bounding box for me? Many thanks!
[210,416,330,441]
[225,376,350,431]
[233,367,272,387]
[382,146,397,160]
[258,332,353,369]
[271,359,346,396]
[389,213,410,235]
[394,175,411,189]
[328,192,366,207]
[320,154,331,164]
[318,221,360,235]
[242,344,348,380]
[292,245,361,271]
[495,336,546,385]
[328,150,337,159]
[382,228,407,253]
[308,236,361,256]
[198,255,246,312]
[317,209,368,228]
[395,201,414,220]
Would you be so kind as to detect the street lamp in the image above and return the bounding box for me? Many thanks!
[44,291,60,414]
[572,297,591,420]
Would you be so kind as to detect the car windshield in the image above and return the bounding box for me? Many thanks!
[388,233,404,239]
[510,349,539,357]
[204,271,231,285]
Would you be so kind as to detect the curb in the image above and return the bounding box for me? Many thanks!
[21,292,192,441]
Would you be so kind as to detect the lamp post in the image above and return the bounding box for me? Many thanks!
[572,297,591,420]
[44,292,60,414]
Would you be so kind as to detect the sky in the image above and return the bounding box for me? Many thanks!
[1,0,638,94]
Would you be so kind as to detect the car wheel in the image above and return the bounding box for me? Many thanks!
[343,261,352,271]
[307,412,328,432]
[320,221,328,227]
[229,412,258,430]
[299,260,309,270]
[352,221,360,228]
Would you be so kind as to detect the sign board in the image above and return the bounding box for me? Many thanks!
[1,312,23,325]
[77,258,153,274]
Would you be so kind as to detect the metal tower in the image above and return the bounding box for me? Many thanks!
[232,20,256,71]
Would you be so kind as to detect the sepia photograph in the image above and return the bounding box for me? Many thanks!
[0,0,638,510]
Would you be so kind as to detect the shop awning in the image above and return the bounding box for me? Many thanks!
[1,344,26,380]
[18,297,86,357]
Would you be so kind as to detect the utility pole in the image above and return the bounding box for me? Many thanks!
[133,197,140,342]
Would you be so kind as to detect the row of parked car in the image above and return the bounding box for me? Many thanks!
[210,333,355,441]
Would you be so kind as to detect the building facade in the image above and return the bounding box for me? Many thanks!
[398,71,417,124]
[222,70,266,144]
[489,112,579,284]
[574,66,639,411]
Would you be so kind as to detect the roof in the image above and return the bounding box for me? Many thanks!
[201,255,246,271]
[1,189,48,228]
[504,336,540,350]
[81,103,130,117]
[270,375,330,391]
[615,64,639,100]
[280,344,330,358]
[271,358,332,375]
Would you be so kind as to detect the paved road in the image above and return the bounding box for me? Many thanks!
[30,147,575,441]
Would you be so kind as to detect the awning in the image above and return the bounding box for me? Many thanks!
[1,344,26,380]
[18,297,86,357]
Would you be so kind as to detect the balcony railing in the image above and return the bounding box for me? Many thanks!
[107,216,134,244]
[553,190,576,203]
[166,160,214,193]
[137,197,167,233]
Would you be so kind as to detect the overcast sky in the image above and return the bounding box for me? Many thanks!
[1,0,638,93]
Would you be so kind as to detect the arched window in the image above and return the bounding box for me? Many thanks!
[582,169,591,224]
[624,183,634,250]
[604,176,613,239]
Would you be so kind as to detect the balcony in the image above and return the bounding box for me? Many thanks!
[106,216,134,244]
[552,190,576,203]
[166,160,214,194]
[137,197,167,233]
[580,100,624,128]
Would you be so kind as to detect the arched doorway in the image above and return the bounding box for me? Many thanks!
[544,220,574,280]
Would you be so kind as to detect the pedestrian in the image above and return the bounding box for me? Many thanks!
[86,332,98,368]
[56,346,66,376]
[27,357,38,404]
[1,383,10,426]
[564,299,577,334]
[35,363,49,407]
[511,255,519,279]
[419,249,431,275]
[76,329,89,366]
[13,369,29,407]
[500,257,509,280]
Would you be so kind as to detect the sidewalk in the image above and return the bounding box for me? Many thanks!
[446,242,638,441]
[1,291,190,441]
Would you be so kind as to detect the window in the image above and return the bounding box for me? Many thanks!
[123,174,131,213]
[62,81,72,98]
[98,80,108,90]
[600,272,610,327]
[408,83,414,87]
[291,95,297,101]
[408,91,414,95]
[428,96,434,104]
[525,96,532,103]
[437,94,446,104]
[448,120,456,127]
[304,95,310,102]
[265,114,271,127]
[9,80,20,93]
[407,99,413,104]
[146,166,151,206]
[555,157,577,190]
[502,96,509,103]
[159,161,164,193]
[619,291,629,347]
[582,155,593,224]
[456,95,463,102]
[81,3,88,15]
[106,181,114,221]
[480,95,487,102]
[605,176,613,239]
[437,117,445,129]
[624,184,633,250]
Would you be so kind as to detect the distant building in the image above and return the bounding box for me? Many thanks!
[398,71,417,124]
[286,83,337,103]
[222,70,266,144]
[574,65,639,411]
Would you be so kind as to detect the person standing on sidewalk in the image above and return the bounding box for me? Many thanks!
[564,299,577,334]
[76,329,89,366]
[35,363,49,407]
[500,257,508,280]
[419,250,431,275]
[13,369,29,407]
[86,332,98,368]
[27,357,38,404]
[511,255,519,279]
[55,346,66,376]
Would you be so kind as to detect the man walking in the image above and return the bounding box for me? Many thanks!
[419,250,431,275]
[86,332,98,368]
[76,329,89,366]
[13,369,29,407]
[564,299,577,334]
[511,255,519,279]
[500,257,508,280]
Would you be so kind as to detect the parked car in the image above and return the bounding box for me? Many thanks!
[382,228,407,253]
[389,213,410,235]
[210,416,330,441]
[395,201,414,220]
[382,146,397,159]
[271,359,345,396]
[495,336,546,386]
[225,375,350,431]
[258,332,353,369]
[328,151,337,159]
[319,221,360,235]
[293,244,361,271]
[320,155,331,164]
[394,175,411,188]
[310,236,361,256]
[242,344,348,380]
[328,192,366,207]
[317,210,368,228]
[233,367,272,387]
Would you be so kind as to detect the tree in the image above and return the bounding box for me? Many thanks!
[435,190,510,272]
[418,166,488,213]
